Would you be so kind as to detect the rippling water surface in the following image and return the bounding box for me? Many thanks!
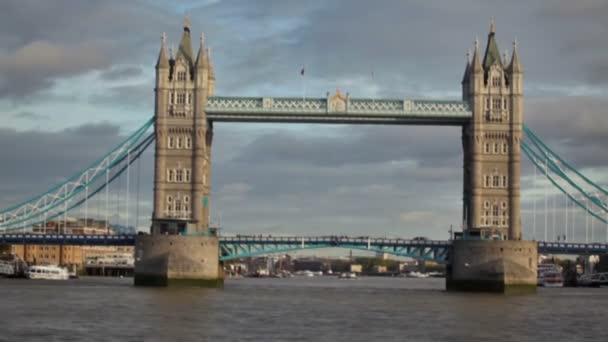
[1,276,607,341]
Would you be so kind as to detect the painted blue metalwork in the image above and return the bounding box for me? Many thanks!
[1,234,607,260]
[205,96,471,125]
[0,118,154,231]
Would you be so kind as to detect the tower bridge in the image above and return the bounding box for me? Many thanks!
[1,18,607,292]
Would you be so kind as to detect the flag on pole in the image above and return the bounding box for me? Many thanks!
[300,66,305,76]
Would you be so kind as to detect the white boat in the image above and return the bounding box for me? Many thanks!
[0,260,15,277]
[541,271,564,287]
[27,265,70,280]
[339,272,357,279]
[537,264,563,287]
[406,271,429,278]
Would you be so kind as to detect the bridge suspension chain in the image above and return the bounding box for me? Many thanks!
[1,133,154,233]
[0,118,155,232]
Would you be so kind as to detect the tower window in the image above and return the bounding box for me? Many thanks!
[493,175,500,187]
[177,93,186,104]
[185,169,191,182]
[503,143,508,154]
[167,195,173,203]
[493,143,498,154]
[176,169,183,182]
[177,71,186,81]
[169,92,175,104]
[484,175,490,188]
[484,143,490,154]
[168,136,175,149]
[168,169,175,182]
[175,199,182,212]
[185,136,192,149]
[502,176,507,188]
[187,93,192,104]
[176,137,182,149]
[492,98,502,110]
[492,76,501,87]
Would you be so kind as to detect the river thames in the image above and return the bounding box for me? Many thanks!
[1,276,607,341]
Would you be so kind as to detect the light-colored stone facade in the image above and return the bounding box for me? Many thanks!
[152,21,215,234]
[462,20,523,240]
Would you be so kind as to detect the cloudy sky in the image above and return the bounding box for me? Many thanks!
[0,0,607,242]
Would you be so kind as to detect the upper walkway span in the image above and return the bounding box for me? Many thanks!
[205,96,471,125]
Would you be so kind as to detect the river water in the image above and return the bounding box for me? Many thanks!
[0,276,607,341]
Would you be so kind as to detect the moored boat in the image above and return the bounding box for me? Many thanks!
[541,271,564,287]
[27,265,70,280]
[0,260,15,277]
[339,272,357,279]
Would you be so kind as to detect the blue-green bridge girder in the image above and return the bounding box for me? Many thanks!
[219,236,451,263]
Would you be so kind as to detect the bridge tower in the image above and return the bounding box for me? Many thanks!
[135,18,222,287]
[152,17,215,235]
[449,19,535,293]
[462,18,523,241]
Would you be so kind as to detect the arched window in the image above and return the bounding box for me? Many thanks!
[484,175,490,188]
[167,195,173,203]
[485,143,490,154]
[493,175,500,187]
[176,169,183,182]
[168,136,175,149]
[184,169,191,182]
[169,92,175,104]
[177,71,186,81]
[185,136,192,149]
[493,143,499,154]
[184,196,190,204]
[502,176,507,188]
[175,199,182,212]
[168,169,175,182]
[502,143,508,154]
[176,137,182,149]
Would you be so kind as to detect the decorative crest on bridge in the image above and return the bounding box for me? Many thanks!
[328,88,348,113]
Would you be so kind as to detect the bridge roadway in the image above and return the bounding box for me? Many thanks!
[1,234,607,263]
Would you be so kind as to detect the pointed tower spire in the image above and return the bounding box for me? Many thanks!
[462,49,471,83]
[509,39,522,73]
[176,15,194,67]
[156,32,169,69]
[483,16,502,69]
[195,32,207,69]
[472,38,482,73]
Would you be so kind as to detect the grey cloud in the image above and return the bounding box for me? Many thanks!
[100,66,143,81]
[524,96,608,168]
[12,111,48,121]
[0,40,112,99]
[89,83,153,110]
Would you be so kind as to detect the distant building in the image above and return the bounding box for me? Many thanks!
[6,218,133,271]
[372,265,387,273]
